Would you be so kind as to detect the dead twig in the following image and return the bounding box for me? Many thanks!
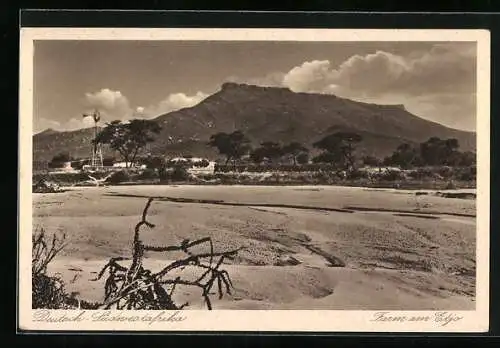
[95,198,240,310]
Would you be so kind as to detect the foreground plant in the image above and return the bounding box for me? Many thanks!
[32,227,69,308]
[95,198,241,310]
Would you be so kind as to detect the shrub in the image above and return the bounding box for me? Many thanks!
[346,169,369,180]
[106,170,130,184]
[33,177,62,193]
[48,152,73,168]
[141,155,165,169]
[193,159,210,168]
[407,168,434,180]
[296,152,309,165]
[437,166,454,179]
[32,227,69,309]
[31,228,101,309]
[71,159,90,170]
[456,165,476,181]
[362,155,381,166]
[445,180,457,190]
[378,169,405,181]
[138,168,158,180]
[169,166,190,181]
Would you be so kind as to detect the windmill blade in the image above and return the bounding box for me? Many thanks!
[93,109,101,123]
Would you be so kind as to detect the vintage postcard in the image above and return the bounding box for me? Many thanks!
[18,27,490,332]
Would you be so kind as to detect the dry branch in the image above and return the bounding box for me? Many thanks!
[95,197,240,310]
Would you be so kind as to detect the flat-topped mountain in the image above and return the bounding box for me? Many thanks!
[33,83,476,162]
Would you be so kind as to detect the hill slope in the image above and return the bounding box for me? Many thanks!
[33,83,476,162]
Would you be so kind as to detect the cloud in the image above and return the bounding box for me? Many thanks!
[34,116,95,134]
[142,91,208,117]
[282,43,476,98]
[279,43,476,130]
[282,60,337,93]
[36,89,209,133]
[84,88,133,120]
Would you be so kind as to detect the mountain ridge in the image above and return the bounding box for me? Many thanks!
[33,83,476,162]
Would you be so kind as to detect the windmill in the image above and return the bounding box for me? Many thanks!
[82,109,103,169]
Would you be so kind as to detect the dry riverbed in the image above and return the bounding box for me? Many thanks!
[33,185,476,310]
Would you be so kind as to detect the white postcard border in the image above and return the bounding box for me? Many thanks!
[18,27,490,332]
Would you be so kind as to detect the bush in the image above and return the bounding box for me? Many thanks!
[33,172,90,186]
[193,159,210,168]
[49,152,73,168]
[141,155,165,169]
[346,169,369,180]
[33,177,62,193]
[378,169,405,181]
[456,166,476,181]
[32,227,68,309]
[407,168,434,180]
[32,228,101,309]
[362,155,381,166]
[138,168,158,180]
[105,170,130,184]
[437,166,454,179]
[162,166,190,182]
[296,153,309,165]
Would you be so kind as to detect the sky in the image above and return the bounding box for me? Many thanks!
[33,40,477,133]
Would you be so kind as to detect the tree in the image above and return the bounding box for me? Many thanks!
[250,147,266,164]
[250,141,283,164]
[420,137,460,166]
[208,130,251,167]
[51,152,72,163]
[296,152,309,165]
[312,152,341,164]
[48,152,73,168]
[362,155,381,167]
[313,131,362,171]
[141,155,165,170]
[95,119,161,168]
[386,143,422,169]
[458,151,476,166]
[282,142,309,165]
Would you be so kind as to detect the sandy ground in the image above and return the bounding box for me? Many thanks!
[33,185,476,310]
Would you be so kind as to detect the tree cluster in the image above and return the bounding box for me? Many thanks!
[73,119,475,173]
[383,137,476,169]
[207,130,363,171]
[207,130,476,172]
[207,131,311,167]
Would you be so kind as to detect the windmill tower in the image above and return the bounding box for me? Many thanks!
[82,109,103,169]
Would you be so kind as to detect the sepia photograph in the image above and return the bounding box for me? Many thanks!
[18,28,490,332]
